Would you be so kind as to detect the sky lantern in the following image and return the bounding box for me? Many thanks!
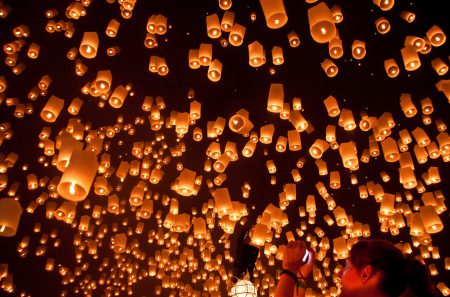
[259,0,288,29]
[308,2,336,44]
[57,150,98,201]
[0,198,22,237]
[79,32,99,59]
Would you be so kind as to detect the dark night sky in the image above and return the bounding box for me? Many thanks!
[0,0,449,296]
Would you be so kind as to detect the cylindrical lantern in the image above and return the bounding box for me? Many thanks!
[321,58,338,77]
[57,150,98,201]
[106,18,120,37]
[351,40,366,59]
[375,17,390,34]
[267,83,284,112]
[248,41,266,67]
[287,31,300,47]
[207,59,222,82]
[79,32,99,59]
[401,46,421,71]
[328,38,343,59]
[426,25,446,47]
[259,0,288,29]
[109,85,128,108]
[308,2,336,43]
[229,23,246,46]
[40,95,64,122]
[0,198,23,237]
[206,14,221,38]
[323,95,340,117]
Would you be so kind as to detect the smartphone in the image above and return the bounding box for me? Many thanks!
[302,250,310,264]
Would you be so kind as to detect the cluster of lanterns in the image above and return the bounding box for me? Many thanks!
[0,0,449,296]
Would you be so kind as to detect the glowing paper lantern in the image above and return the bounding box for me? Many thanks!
[321,58,338,77]
[287,31,300,47]
[229,23,246,46]
[328,38,343,59]
[384,59,400,78]
[426,25,446,47]
[323,95,340,117]
[267,83,284,112]
[199,43,213,66]
[40,95,64,122]
[207,59,222,82]
[57,150,98,201]
[259,124,275,144]
[106,19,120,37]
[79,32,99,59]
[375,17,390,34]
[373,0,394,11]
[351,40,366,59]
[308,2,336,44]
[0,198,23,237]
[221,11,235,32]
[230,279,257,297]
[206,14,221,38]
[420,205,443,233]
[309,139,330,159]
[228,109,253,135]
[248,41,266,67]
[259,0,288,29]
[401,46,421,71]
[109,85,128,108]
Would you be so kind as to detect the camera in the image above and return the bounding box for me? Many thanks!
[302,250,310,264]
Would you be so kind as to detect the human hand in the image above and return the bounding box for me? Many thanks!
[282,240,307,274]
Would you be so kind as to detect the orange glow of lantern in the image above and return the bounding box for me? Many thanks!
[40,95,64,122]
[308,2,336,44]
[321,58,338,77]
[259,0,288,29]
[79,32,99,59]
[206,14,221,38]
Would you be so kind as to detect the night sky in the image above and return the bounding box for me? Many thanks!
[0,0,449,296]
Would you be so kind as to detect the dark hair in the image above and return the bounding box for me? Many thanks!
[349,240,435,297]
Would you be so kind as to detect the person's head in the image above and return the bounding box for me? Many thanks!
[339,239,435,297]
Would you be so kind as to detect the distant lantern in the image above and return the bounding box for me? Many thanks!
[68,97,83,115]
[431,58,449,76]
[27,43,40,59]
[40,95,64,122]
[308,2,336,44]
[287,31,300,47]
[351,40,366,59]
[229,23,246,46]
[218,0,232,10]
[375,17,390,34]
[113,233,127,253]
[400,11,415,23]
[228,108,253,135]
[259,0,288,29]
[272,46,284,65]
[328,38,343,59]
[267,83,284,112]
[340,141,358,169]
[206,14,221,38]
[248,41,266,67]
[199,43,213,66]
[221,11,235,32]
[57,150,98,201]
[420,205,443,233]
[426,25,446,47]
[79,32,99,59]
[401,46,420,71]
[399,167,417,189]
[95,70,112,92]
[287,130,301,151]
[323,95,340,117]
[155,14,168,35]
[399,93,417,117]
[207,59,222,82]
[321,58,338,77]
[188,49,200,69]
[309,139,330,159]
[0,198,23,237]
[339,108,356,130]
[289,110,308,132]
[109,85,128,108]
[373,0,394,11]
[381,137,400,162]
[106,19,120,37]
[330,5,343,23]
[384,59,399,78]
[259,124,275,144]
